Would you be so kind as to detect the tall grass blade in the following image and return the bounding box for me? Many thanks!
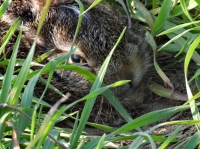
[0,25,22,103]
[183,131,200,149]
[43,130,60,149]
[6,41,36,106]
[130,132,156,149]
[158,125,181,149]
[81,0,101,15]
[157,21,200,36]
[0,25,22,140]
[0,18,21,55]
[0,0,11,18]
[70,27,126,148]
[36,0,51,35]
[96,134,106,149]
[131,0,154,29]
[151,0,171,36]
[184,35,200,125]
[27,84,67,149]
[30,60,56,145]
[180,0,197,25]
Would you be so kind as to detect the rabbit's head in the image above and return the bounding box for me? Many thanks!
[1,0,151,108]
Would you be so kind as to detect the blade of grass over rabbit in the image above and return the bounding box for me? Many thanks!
[36,0,51,36]
[0,18,21,56]
[70,0,84,50]
[158,126,181,149]
[0,0,11,18]
[70,27,126,148]
[0,26,23,140]
[25,46,78,89]
[27,71,126,147]
[151,0,171,36]
[30,60,56,143]
[34,49,54,63]
[27,78,125,148]
[6,0,52,107]
[81,0,101,15]
[19,48,78,115]
[184,35,200,125]
[61,0,84,77]
[102,89,133,123]
[1,0,52,144]
[6,42,35,106]
[27,87,69,148]
[0,25,22,103]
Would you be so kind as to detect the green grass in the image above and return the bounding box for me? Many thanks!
[1,0,200,148]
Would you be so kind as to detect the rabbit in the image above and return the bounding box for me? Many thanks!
[0,0,151,126]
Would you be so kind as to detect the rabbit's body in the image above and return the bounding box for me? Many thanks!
[0,0,151,125]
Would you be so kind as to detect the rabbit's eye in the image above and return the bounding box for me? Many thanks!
[71,54,87,63]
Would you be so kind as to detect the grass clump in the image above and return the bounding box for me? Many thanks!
[0,0,200,148]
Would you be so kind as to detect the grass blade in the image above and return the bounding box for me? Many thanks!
[184,35,200,125]
[151,0,171,35]
[0,25,22,103]
[0,18,21,56]
[70,27,126,148]
[96,134,106,149]
[0,0,12,18]
[183,131,200,149]
[158,125,182,149]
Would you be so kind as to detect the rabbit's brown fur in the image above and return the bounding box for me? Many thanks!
[0,0,151,125]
